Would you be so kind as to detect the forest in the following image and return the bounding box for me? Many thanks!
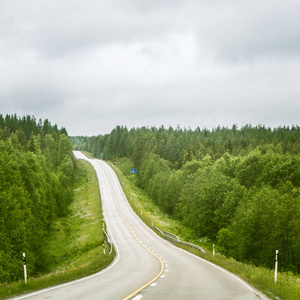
[0,114,75,282]
[71,124,300,274]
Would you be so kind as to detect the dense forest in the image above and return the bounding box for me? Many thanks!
[71,124,300,273]
[0,114,75,282]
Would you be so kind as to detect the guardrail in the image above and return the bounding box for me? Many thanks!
[154,226,206,254]
[102,224,113,254]
[164,231,180,241]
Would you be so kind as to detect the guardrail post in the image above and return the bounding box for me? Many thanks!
[23,252,27,283]
[275,250,278,283]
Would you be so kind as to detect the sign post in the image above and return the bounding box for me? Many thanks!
[23,252,27,283]
[130,168,138,177]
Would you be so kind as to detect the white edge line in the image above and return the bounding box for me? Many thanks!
[106,160,269,300]
[13,154,120,300]
[13,255,119,300]
[77,154,268,300]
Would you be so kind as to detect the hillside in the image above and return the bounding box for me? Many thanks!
[0,114,75,282]
[71,124,300,274]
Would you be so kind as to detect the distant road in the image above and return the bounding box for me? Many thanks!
[11,152,269,300]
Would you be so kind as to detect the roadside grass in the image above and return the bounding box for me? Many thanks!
[0,159,115,300]
[109,157,300,300]
[81,151,94,159]
[108,159,195,240]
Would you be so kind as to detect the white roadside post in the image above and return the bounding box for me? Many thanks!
[23,252,27,283]
[275,250,278,283]
[213,245,215,257]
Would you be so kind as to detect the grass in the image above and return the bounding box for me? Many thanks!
[81,151,94,159]
[109,157,300,300]
[0,159,115,300]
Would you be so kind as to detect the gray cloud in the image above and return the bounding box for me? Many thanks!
[190,0,300,61]
[0,0,299,136]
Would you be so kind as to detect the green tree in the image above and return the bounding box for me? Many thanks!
[57,134,73,165]
[178,167,235,239]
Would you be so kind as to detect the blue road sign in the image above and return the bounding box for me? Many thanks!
[130,168,137,174]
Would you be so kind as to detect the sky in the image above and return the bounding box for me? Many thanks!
[1,0,299,136]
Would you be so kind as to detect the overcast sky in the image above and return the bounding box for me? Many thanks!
[1,0,299,136]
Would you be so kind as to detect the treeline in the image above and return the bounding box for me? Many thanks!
[0,114,75,282]
[71,124,300,273]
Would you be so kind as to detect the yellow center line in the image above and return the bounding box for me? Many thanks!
[105,169,164,300]
[122,248,164,300]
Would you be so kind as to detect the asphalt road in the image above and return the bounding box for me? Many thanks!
[11,152,269,300]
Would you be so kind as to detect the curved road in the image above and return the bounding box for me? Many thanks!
[12,152,269,300]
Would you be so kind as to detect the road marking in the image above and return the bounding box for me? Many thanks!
[13,158,122,300]
[122,240,164,300]
[159,233,269,300]
[132,295,143,300]
[101,157,269,300]
[161,275,165,278]
[150,283,157,287]
[102,165,165,300]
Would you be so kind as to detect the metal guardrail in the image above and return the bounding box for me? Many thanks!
[164,231,180,241]
[102,224,113,254]
[154,226,206,254]
[154,226,164,236]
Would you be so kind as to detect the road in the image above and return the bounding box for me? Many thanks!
[12,152,269,300]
